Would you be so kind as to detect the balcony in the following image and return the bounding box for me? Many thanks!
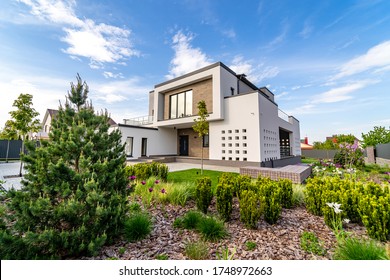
[123,115,153,126]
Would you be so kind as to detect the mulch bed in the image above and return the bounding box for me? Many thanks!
[84,198,368,260]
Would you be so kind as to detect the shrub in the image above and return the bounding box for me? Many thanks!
[239,190,262,229]
[257,178,282,225]
[278,179,293,208]
[300,231,326,256]
[216,180,234,221]
[0,76,128,259]
[216,246,236,260]
[185,241,209,260]
[305,177,327,216]
[124,212,152,242]
[236,176,257,199]
[129,202,141,212]
[195,177,213,214]
[359,190,390,241]
[155,254,169,260]
[174,211,204,230]
[197,216,227,242]
[333,236,389,260]
[124,162,169,182]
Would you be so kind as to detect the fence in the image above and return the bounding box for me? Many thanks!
[301,149,338,160]
[0,140,24,160]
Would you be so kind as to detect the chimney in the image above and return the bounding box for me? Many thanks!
[304,137,308,145]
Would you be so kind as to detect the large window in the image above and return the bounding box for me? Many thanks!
[125,137,133,157]
[203,134,209,147]
[169,90,192,119]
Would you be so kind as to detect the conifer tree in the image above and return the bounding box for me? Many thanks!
[1,74,128,259]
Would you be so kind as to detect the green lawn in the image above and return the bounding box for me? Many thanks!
[301,157,318,164]
[167,168,238,191]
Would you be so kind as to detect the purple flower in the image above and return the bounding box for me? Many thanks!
[129,175,136,181]
[149,187,153,192]
[141,181,146,185]
[155,180,160,184]
[127,184,132,189]
[161,188,166,194]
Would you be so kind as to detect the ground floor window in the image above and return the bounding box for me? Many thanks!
[125,137,133,157]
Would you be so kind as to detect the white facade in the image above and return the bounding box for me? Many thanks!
[118,62,301,165]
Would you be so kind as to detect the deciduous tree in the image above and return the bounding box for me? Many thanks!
[192,100,209,175]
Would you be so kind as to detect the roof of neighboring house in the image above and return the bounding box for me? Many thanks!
[41,108,116,127]
[301,143,313,150]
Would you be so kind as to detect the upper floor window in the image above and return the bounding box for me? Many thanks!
[169,90,193,119]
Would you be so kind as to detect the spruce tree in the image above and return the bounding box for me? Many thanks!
[1,74,128,259]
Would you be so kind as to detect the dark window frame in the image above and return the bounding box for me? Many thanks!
[169,90,193,119]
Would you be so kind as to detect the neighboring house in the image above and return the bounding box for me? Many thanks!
[301,137,313,150]
[36,109,117,140]
[115,62,301,167]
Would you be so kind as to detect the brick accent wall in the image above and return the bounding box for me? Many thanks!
[178,128,209,159]
[163,78,212,120]
[240,165,312,184]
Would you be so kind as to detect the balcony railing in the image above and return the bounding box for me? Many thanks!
[123,115,153,126]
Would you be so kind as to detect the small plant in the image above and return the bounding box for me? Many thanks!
[245,241,257,251]
[239,190,262,229]
[216,246,236,260]
[174,211,204,230]
[195,177,213,214]
[333,236,389,260]
[292,184,305,207]
[216,180,234,221]
[129,202,141,212]
[300,232,327,256]
[155,254,169,260]
[278,179,293,208]
[258,178,282,225]
[185,241,209,260]
[106,257,119,260]
[118,247,126,255]
[197,216,227,242]
[124,212,152,242]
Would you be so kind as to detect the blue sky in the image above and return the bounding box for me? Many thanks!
[1,0,390,143]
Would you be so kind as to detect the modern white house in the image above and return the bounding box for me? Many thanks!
[116,62,301,167]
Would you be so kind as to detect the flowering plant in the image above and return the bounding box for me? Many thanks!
[334,140,364,169]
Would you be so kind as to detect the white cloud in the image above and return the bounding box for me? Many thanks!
[299,21,313,39]
[103,71,124,79]
[229,55,279,84]
[166,31,212,79]
[18,0,138,68]
[222,28,236,39]
[333,40,390,80]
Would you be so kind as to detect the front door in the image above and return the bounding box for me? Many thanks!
[179,135,189,156]
[141,138,147,157]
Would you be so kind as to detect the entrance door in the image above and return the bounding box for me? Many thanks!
[179,135,189,156]
[141,138,147,157]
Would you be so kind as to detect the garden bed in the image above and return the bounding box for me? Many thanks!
[82,198,368,260]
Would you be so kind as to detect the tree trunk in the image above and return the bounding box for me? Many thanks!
[19,137,24,177]
[201,142,204,175]
[6,139,10,163]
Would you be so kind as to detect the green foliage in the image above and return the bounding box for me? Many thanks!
[125,162,169,182]
[216,246,236,260]
[333,236,389,260]
[196,216,227,242]
[155,254,169,260]
[304,177,327,216]
[192,100,209,174]
[129,202,141,212]
[312,139,338,150]
[257,177,282,224]
[161,182,195,206]
[239,189,262,229]
[0,120,18,140]
[0,75,128,259]
[118,247,126,255]
[333,141,364,168]
[234,175,253,198]
[292,184,305,207]
[124,212,152,242]
[195,177,213,214]
[245,241,257,251]
[216,177,234,221]
[305,176,390,241]
[358,184,390,241]
[334,134,357,145]
[300,232,327,256]
[173,211,204,230]
[361,126,390,148]
[278,179,293,208]
[185,241,209,260]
